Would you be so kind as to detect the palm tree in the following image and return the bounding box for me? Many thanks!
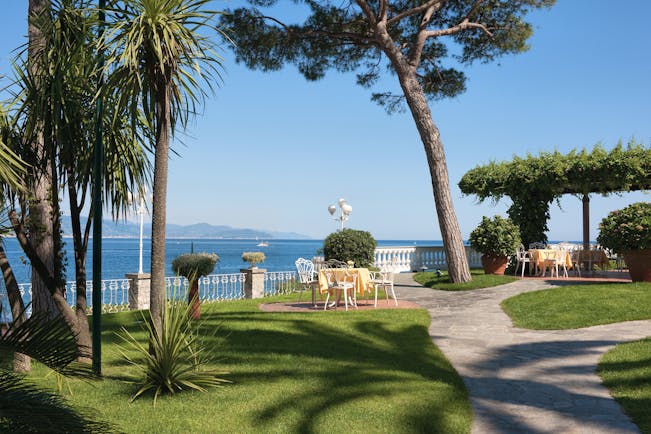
[103,0,224,337]
[3,0,150,359]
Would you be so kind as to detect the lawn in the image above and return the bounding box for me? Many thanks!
[18,295,471,434]
[501,282,651,329]
[598,337,651,434]
[414,269,518,291]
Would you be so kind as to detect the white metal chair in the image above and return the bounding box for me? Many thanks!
[542,249,568,278]
[514,244,532,277]
[322,269,357,311]
[368,270,398,307]
[295,258,319,304]
[570,250,582,277]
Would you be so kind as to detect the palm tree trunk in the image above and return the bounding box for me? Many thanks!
[150,80,172,338]
[28,0,59,318]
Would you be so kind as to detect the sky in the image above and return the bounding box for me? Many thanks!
[0,1,649,241]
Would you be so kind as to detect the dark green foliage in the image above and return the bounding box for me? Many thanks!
[0,311,112,432]
[323,229,377,268]
[116,298,230,405]
[459,141,651,247]
[171,253,219,282]
[598,202,651,253]
[469,216,521,256]
[220,0,555,112]
[0,371,114,433]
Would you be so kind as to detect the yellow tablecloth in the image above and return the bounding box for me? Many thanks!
[579,250,610,269]
[529,249,573,272]
[318,268,370,296]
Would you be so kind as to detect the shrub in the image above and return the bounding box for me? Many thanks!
[323,229,377,268]
[116,297,230,405]
[241,251,266,268]
[597,202,651,253]
[171,253,219,282]
[469,215,521,256]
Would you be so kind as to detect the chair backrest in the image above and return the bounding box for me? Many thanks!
[516,244,526,260]
[529,242,546,249]
[295,258,315,283]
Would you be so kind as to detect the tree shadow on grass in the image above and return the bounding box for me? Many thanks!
[118,307,472,433]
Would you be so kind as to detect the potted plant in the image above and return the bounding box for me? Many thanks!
[241,251,266,269]
[597,202,651,282]
[171,253,219,319]
[469,216,521,275]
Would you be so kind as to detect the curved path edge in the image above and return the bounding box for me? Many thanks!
[394,273,651,434]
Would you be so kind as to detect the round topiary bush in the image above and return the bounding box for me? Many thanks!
[323,229,377,268]
[469,216,521,256]
[171,253,219,319]
[172,253,219,281]
[597,202,651,253]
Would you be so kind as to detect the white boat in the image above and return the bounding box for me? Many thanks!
[256,241,269,247]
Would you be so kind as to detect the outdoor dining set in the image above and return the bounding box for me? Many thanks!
[514,242,613,278]
[294,258,398,311]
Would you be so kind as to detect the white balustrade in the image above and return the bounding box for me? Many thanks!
[375,246,481,271]
[263,271,298,296]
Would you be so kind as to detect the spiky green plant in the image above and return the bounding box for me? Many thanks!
[116,297,230,405]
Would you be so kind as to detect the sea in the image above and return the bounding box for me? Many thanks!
[2,237,444,285]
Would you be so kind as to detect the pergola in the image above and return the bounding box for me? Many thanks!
[458,142,651,249]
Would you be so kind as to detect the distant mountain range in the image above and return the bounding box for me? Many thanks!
[59,216,310,240]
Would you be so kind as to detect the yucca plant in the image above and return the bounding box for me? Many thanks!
[116,296,230,405]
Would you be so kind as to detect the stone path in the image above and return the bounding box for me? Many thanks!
[394,273,651,434]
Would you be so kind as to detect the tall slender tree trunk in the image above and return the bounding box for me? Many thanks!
[0,242,31,372]
[28,0,58,318]
[375,22,471,283]
[67,174,92,359]
[150,81,172,338]
[398,71,471,283]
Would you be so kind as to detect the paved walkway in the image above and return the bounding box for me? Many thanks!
[394,273,651,434]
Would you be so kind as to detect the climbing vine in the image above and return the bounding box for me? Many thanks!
[458,141,651,246]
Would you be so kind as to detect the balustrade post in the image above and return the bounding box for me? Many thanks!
[126,273,150,310]
[241,268,265,299]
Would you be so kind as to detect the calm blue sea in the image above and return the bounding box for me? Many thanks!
[2,238,443,285]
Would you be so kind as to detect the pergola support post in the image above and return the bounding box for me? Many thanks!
[582,195,590,251]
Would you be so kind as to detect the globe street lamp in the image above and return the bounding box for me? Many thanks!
[128,189,149,274]
[328,198,352,231]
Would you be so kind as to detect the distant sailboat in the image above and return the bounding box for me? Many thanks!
[256,240,269,247]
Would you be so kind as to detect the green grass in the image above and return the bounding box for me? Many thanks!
[414,269,518,291]
[598,338,651,434]
[16,295,471,434]
[501,282,651,329]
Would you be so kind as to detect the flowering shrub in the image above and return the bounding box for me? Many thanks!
[597,202,651,253]
[469,216,521,256]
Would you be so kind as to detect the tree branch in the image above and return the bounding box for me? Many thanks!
[355,0,378,27]
[8,210,58,293]
[424,20,493,38]
[387,0,446,26]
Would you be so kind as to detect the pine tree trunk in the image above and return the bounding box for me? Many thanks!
[150,81,172,339]
[398,72,471,283]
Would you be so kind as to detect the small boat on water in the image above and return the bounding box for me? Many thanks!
[256,241,269,247]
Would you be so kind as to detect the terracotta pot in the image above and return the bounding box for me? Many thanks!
[481,254,509,275]
[187,280,201,319]
[623,250,651,282]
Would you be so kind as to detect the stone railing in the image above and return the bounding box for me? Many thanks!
[313,245,482,272]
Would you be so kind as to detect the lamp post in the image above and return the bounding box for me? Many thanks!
[328,198,353,231]
[128,189,148,274]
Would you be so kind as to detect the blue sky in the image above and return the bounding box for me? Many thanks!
[1,1,649,241]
